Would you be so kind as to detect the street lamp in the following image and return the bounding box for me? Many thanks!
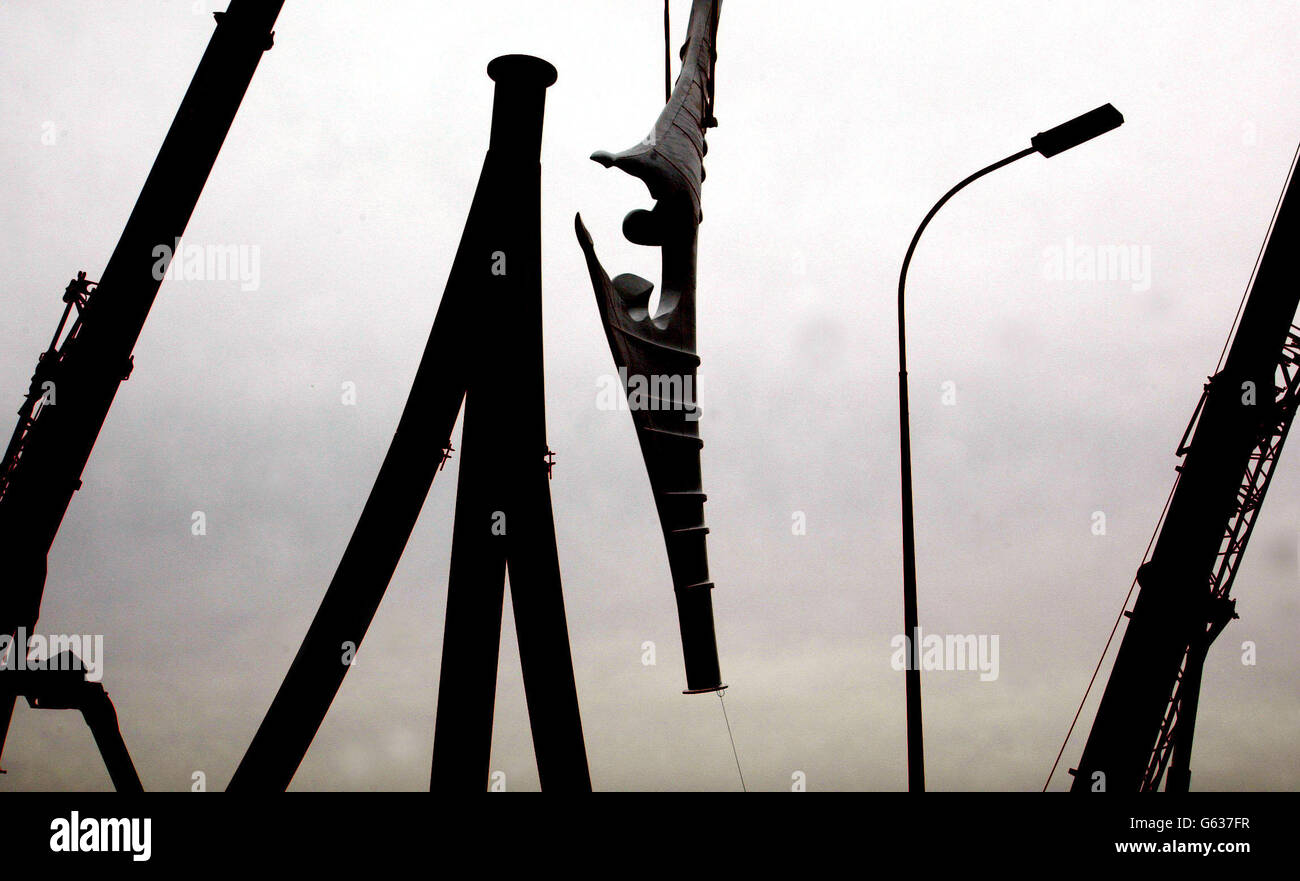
[896,104,1123,792]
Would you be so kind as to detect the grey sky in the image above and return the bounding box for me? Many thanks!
[2,1,1299,791]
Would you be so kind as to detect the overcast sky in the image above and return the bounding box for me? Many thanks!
[2,1,1299,791]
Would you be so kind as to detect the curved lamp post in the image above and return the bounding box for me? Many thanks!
[897,104,1124,792]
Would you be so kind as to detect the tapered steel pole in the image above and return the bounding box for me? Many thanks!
[233,55,586,792]
[431,54,589,791]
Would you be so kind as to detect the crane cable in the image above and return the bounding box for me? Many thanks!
[1042,474,1179,791]
[663,1,671,103]
[718,690,747,791]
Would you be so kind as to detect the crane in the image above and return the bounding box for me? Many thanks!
[0,0,283,785]
[1068,145,1300,792]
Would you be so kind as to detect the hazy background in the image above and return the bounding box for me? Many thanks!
[2,0,1298,791]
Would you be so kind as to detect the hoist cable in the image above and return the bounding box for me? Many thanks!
[718,690,746,792]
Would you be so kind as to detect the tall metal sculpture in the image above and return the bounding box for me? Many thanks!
[230,55,591,792]
[575,0,726,695]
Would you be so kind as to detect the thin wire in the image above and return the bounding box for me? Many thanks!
[1042,474,1180,791]
[1214,139,1300,374]
[663,0,671,103]
[718,690,746,792]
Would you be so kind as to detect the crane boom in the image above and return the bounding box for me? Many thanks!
[1072,149,1300,792]
[0,0,283,771]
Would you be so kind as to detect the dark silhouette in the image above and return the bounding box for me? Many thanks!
[0,652,141,792]
[0,0,283,789]
[575,0,726,696]
[230,55,590,792]
[896,104,1123,791]
[1069,145,1300,792]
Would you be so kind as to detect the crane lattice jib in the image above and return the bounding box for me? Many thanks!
[1072,149,1300,793]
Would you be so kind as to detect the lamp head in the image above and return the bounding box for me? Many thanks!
[1032,104,1123,157]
